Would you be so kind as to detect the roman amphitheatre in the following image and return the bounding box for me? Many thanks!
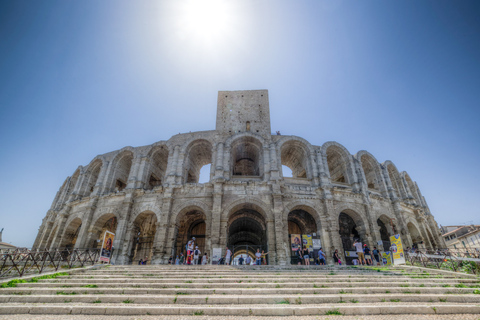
[33,89,444,265]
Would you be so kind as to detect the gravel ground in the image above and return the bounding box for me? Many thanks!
[0,315,479,320]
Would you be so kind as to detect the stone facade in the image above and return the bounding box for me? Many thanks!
[32,90,445,265]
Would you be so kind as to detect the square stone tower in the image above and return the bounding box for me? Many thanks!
[216,90,271,138]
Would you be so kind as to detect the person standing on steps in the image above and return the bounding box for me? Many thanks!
[364,244,372,266]
[255,248,262,265]
[353,239,366,265]
[302,246,310,266]
[261,250,269,265]
[372,246,380,266]
[333,249,340,265]
[179,252,185,265]
[186,237,196,265]
[224,247,232,265]
[193,246,201,265]
[317,248,326,265]
[201,252,209,265]
[245,255,252,266]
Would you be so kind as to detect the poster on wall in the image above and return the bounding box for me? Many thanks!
[382,251,392,265]
[302,235,313,252]
[389,234,406,265]
[212,247,222,264]
[312,239,322,249]
[99,231,115,263]
[291,234,302,251]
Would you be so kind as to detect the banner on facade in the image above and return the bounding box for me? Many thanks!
[312,239,321,249]
[390,234,406,265]
[212,247,222,264]
[99,231,115,263]
[382,251,392,265]
[291,234,302,251]
[302,234,313,252]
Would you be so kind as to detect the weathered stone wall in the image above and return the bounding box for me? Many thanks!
[32,90,445,265]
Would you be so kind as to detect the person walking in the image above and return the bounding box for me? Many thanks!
[201,252,209,265]
[302,247,310,266]
[353,239,366,265]
[317,248,326,265]
[224,247,232,265]
[255,249,262,265]
[186,237,196,265]
[333,249,340,265]
[179,252,185,265]
[372,246,380,266]
[193,246,201,265]
[175,255,179,265]
[261,250,269,265]
[364,244,372,266]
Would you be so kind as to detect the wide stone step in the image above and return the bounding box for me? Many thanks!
[1,303,480,316]
[1,287,478,295]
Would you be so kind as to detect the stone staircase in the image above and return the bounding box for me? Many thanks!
[1,265,479,316]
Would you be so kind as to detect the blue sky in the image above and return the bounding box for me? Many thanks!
[1,0,479,247]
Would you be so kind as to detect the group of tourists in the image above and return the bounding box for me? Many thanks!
[168,237,209,265]
[352,239,381,266]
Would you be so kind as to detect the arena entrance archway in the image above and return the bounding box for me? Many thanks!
[60,218,82,249]
[288,210,317,265]
[227,208,268,264]
[89,214,117,249]
[338,211,367,265]
[377,215,396,250]
[129,212,157,264]
[174,209,206,259]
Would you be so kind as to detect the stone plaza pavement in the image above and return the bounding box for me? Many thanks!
[0,265,479,317]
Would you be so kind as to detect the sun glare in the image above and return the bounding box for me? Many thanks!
[177,0,234,45]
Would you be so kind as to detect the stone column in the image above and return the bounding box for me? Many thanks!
[269,143,279,180]
[166,146,180,185]
[151,189,174,263]
[74,198,99,249]
[37,220,54,249]
[49,211,70,249]
[322,199,345,264]
[112,193,134,264]
[210,182,223,248]
[98,160,114,195]
[272,190,284,265]
[309,152,320,186]
[263,145,270,180]
[92,161,109,196]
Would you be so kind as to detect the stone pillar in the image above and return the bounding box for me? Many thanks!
[215,143,224,171]
[127,155,143,189]
[49,211,70,249]
[74,198,99,249]
[112,192,134,264]
[322,199,345,264]
[309,152,320,186]
[210,183,223,248]
[151,189,174,263]
[166,146,180,185]
[99,160,115,195]
[271,190,285,265]
[266,219,277,264]
[37,220,54,249]
[92,161,109,196]
[135,157,150,189]
[263,145,270,181]
[269,143,280,180]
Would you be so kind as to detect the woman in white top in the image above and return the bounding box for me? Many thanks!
[201,253,209,265]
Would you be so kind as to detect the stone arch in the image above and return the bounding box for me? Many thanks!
[228,135,264,177]
[384,161,407,199]
[87,213,118,249]
[182,139,213,183]
[82,158,103,196]
[108,150,134,193]
[402,172,420,204]
[376,214,396,250]
[66,168,81,195]
[356,151,387,196]
[407,220,423,248]
[322,141,354,185]
[129,210,158,264]
[173,205,208,259]
[337,208,369,264]
[222,198,272,222]
[278,137,314,179]
[145,144,169,190]
[59,217,82,249]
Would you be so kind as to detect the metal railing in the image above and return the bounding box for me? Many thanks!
[0,248,101,279]
[405,248,480,275]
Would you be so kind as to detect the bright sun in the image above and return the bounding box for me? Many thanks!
[177,0,235,45]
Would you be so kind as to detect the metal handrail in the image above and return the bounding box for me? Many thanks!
[0,248,101,279]
[405,248,480,275]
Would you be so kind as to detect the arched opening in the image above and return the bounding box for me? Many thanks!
[86,160,102,196]
[288,210,318,264]
[377,216,395,250]
[387,164,406,199]
[281,141,309,179]
[184,140,213,183]
[326,146,349,184]
[174,210,206,259]
[146,146,168,190]
[60,218,82,249]
[130,212,157,264]
[198,164,211,183]
[360,154,380,190]
[112,151,134,192]
[89,214,118,249]
[227,208,267,263]
[338,211,366,265]
[407,222,423,250]
[66,169,80,195]
[282,165,293,178]
[231,137,263,176]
